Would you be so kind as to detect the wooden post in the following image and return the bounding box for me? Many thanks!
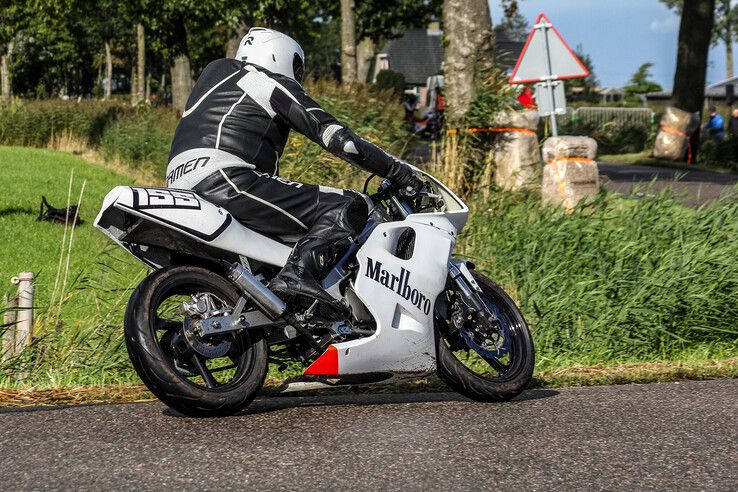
[11,272,34,355]
[2,294,17,362]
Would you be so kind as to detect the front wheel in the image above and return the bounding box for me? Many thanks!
[124,265,268,417]
[436,271,534,401]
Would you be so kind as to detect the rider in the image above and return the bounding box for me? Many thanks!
[166,28,421,306]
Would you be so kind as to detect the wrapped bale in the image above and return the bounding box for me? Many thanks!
[542,135,597,162]
[541,136,599,213]
[653,107,699,161]
[492,110,542,191]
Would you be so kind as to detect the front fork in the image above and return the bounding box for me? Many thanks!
[447,260,496,326]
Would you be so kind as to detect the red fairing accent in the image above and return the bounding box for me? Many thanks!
[304,345,339,375]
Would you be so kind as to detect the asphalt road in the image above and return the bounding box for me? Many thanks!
[599,162,738,207]
[1,379,736,491]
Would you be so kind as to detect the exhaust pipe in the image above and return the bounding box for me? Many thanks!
[225,262,286,319]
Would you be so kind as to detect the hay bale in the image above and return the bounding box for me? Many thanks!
[542,160,600,212]
[492,109,539,131]
[542,135,597,161]
[541,136,599,212]
[653,107,698,161]
[493,110,542,191]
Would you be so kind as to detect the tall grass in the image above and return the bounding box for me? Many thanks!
[459,186,738,369]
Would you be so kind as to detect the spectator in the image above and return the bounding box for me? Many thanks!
[729,108,738,138]
[517,85,537,110]
[703,106,725,140]
[435,88,445,116]
[403,93,418,125]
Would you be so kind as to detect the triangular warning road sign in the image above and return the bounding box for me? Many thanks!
[509,13,589,84]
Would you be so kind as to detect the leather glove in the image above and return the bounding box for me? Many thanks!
[391,163,423,198]
[397,174,424,198]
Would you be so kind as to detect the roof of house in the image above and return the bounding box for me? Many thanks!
[644,85,727,100]
[379,28,524,86]
[380,29,444,85]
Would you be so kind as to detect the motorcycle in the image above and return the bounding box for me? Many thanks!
[94,168,534,416]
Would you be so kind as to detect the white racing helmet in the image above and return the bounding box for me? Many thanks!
[234,27,305,82]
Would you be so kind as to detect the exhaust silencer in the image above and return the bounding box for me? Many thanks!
[225,263,286,319]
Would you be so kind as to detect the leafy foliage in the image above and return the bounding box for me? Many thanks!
[565,45,599,103]
[497,0,530,42]
[373,69,406,96]
[624,62,663,102]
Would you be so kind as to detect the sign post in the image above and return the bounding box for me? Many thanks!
[509,13,590,136]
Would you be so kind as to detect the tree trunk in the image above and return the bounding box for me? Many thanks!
[226,19,250,58]
[104,41,113,101]
[1,41,15,102]
[171,54,192,114]
[356,37,375,84]
[340,0,357,83]
[130,59,137,106]
[135,23,146,106]
[673,0,715,113]
[442,0,495,123]
[724,0,734,104]
[673,0,715,162]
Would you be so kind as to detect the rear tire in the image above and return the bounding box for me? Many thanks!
[436,271,534,402]
[124,265,268,417]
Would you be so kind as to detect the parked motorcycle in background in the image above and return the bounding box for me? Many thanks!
[95,167,534,416]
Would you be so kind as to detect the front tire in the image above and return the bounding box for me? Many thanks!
[124,265,268,417]
[436,271,534,402]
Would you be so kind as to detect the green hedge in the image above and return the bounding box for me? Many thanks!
[0,100,125,147]
[0,81,406,184]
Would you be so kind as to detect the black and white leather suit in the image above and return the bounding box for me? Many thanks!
[166,58,415,299]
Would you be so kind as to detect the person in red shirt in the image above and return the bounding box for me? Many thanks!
[517,85,537,110]
[435,88,445,114]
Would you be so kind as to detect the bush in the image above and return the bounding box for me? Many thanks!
[0,100,125,147]
[373,69,406,97]
[558,118,652,154]
[99,107,178,172]
[697,136,738,171]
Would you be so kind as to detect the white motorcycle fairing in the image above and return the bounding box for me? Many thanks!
[304,169,469,377]
[94,186,292,268]
[304,219,456,376]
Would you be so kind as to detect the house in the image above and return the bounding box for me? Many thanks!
[373,24,524,112]
[642,82,732,110]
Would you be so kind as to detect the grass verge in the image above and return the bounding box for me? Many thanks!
[1,358,735,408]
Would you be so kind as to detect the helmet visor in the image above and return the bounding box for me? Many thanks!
[293,53,305,83]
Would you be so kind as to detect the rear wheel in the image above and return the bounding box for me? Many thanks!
[436,271,534,401]
[124,265,268,417]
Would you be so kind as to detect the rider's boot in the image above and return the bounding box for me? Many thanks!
[268,236,345,308]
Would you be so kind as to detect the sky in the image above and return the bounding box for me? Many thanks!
[488,0,732,91]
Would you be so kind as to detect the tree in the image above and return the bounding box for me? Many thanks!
[0,2,28,101]
[565,45,599,102]
[353,0,442,83]
[340,0,357,83]
[498,0,530,42]
[663,0,732,97]
[624,62,663,102]
[443,0,495,122]
[672,0,715,113]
